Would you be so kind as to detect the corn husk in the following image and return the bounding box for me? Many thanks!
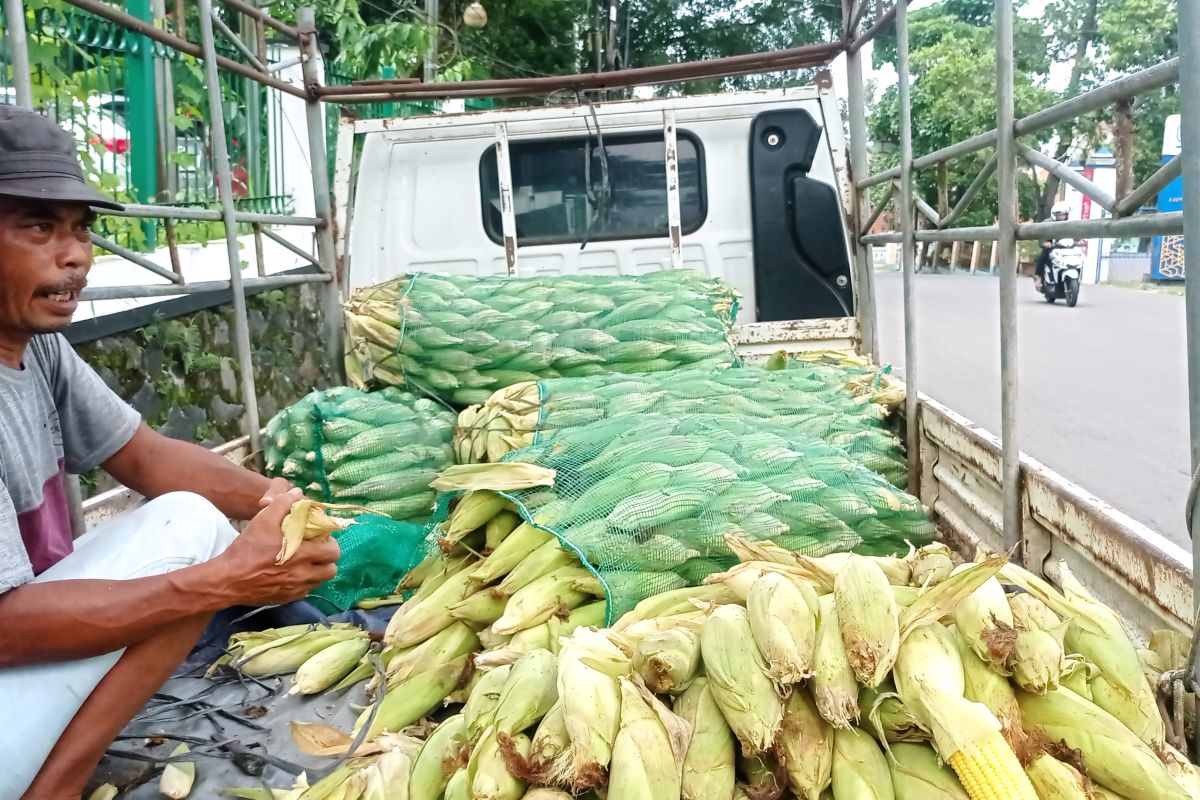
[951,568,1015,673]
[485,509,522,551]
[1162,744,1200,800]
[607,676,691,800]
[291,636,372,696]
[747,572,819,685]
[860,684,928,743]
[1016,685,1186,800]
[88,785,119,800]
[674,677,736,800]
[277,499,355,563]
[383,622,480,693]
[887,742,968,800]
[491,565,593,636]
[431,463,556,492]
[448,587,509,626]
[471,522,555,584]
[892,623,963,723]
[1025,752,1091,800]
[834,557,899,688]
[614,583,738,631]
[358,654,470,741]
[555,629,630,789]
[737,751,786,799]
[831,727,894,800]
[493,649,558,734]
[1008,593,1067,695]
[633,628,701,695]
[522,791,573,800]
[409,715,469,800]
[160,743,196,799]
[442,768,468,800]
[700,604,784,755]
[778,689,833,800]
[1059,656,1094,701]
[908,543,954,588]
[502,700,570,785]
[812,594,859,729]
[386,567,480,648]
[470,730,529,800]
[464,664,513,741]
[363,748,414,800]
[1088,670,1167,751]
[233,627,365,677]
[498,539,576,594]
[952,626,1025,752]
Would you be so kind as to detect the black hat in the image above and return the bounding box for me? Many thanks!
[0,105,123,211]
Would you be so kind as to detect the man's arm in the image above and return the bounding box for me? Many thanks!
[0,492,338,668]
[104,424,289,521]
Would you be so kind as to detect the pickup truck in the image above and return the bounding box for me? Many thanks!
[86,87,1192,640]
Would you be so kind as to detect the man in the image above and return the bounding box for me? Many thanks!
[0,106,340,799]
[1035,201,1071,289]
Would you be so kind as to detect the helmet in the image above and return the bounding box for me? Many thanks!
[1051,201,1070,217]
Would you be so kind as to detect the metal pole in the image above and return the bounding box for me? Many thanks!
[1114,154,1182,217]
[995,0,1021,547]
[3,0,33,108]
[298,8,346,378]
[1016,143,1117,211]
[495,122,520,275]
[90,233,184,284]
[896,0,919,492]
[939,153,997,229]
[81,272,330,301]
[846,38,879,358]
[197,0,262,458]
[1180,0,1200,479]
[424,0,439,83]
[663,110,683,269]
[211,10,268,72]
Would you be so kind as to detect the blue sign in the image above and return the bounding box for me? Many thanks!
[1151,117,1184,281]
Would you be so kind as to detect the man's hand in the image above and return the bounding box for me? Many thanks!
[212,490,340,607]
[259,476,296,510]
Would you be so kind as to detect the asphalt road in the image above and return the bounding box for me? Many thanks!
[873,271,1191,547]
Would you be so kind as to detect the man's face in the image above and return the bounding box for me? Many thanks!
[0,196,95,337]
[1053,211,1068,221]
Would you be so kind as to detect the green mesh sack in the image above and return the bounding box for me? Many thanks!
[307,514,427,613]
[264,386,456,524]
[455,362,908,487]
[428,411,934,622]
[343,269,740,406]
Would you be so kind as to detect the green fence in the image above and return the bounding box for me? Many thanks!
[0,1,292,251]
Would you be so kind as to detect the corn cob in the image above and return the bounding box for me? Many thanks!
[357,654,470,741]
[498,539,576,594]
[951,569,1016,673]
[470,730,529,800]
[464,665,513,741]
[607,676,689,800]
[1025,753,1091,800]
[831,727,894,800]
[555,629,630,789]
[747,572,819,685]
[383,622,479,692]
[812,594,860,728]
[233,627,364,677]
[471,523,555,584]
[1016,685,1186,799]
[385,567,480,648]
[632,628,701,695]
[700,604,784,755]
[888,742,969,800]
[492,649,558,734]
[674,677,736,800]
[291,636,371,696]
[277,499,355,564]
[1007,593,1066,694]
[777,689,833,800]
[409,715,469,800]
[88,785,118,800]
[835,557,900,688]
[909,543,955,587]
[860,683,929,743]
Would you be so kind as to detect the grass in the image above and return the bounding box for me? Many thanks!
[1105,279,1186,296]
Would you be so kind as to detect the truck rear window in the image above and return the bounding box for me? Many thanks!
[479,131,707,246]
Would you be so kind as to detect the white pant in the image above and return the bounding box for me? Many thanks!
[0,492,237,800]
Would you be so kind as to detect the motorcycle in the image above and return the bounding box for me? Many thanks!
[1038,238,1084,307]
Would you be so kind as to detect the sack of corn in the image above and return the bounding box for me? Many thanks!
[454,361,907,486]
[222,543,1197,800]
[264,386,456,523]
[342,270,740,406]
[431,411,932,617]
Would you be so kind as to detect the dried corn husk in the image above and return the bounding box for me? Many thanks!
[951,568,1015,673]
[633,628,701,695]
[277,499,355,564]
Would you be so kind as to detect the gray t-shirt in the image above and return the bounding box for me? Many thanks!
[0,334,140,592]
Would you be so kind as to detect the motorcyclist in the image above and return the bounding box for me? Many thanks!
[1035,201,1070,290]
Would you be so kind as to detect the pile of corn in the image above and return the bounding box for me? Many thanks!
[220,537,1199,800]
[435,413,933,616]
[454,360,907,486]
[343,270,740,406]
[264,386,456,523]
